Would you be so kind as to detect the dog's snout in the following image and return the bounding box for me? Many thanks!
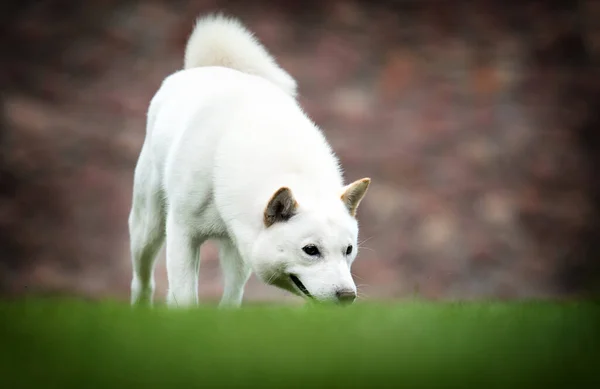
[336,290,356,304]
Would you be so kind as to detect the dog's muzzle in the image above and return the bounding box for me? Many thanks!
[289,274,312,298]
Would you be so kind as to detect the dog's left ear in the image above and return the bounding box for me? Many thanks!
[264,187,298,227]
[341,178,371,217]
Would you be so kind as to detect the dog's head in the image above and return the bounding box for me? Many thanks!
[251,178,370,304]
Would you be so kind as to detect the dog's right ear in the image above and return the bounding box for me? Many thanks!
[341,178,371,217]
[264,187,298,227]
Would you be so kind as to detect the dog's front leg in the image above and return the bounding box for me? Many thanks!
[218,239,251,308]
[165,216,201,307]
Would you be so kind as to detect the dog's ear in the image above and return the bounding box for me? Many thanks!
[341,178,371,217]
[264,187,298,227]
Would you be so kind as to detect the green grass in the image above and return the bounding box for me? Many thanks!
[0,298,598,389]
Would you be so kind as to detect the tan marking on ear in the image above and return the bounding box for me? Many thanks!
[264,187,298,227]
[341,177,371,217]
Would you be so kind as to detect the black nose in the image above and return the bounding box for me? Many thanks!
[336,290,356,304]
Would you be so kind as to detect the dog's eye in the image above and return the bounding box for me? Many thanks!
[302,245,320,256]
[346,245,353,255]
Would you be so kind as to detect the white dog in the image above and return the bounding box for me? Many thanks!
[128,14,371,308]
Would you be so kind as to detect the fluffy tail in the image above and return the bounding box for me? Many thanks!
[183,13,297,97]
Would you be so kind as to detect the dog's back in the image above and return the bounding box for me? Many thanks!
[145,14,343,231]
[144,13,299,166]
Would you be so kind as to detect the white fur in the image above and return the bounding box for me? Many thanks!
[129,14,370,308]
[184,14,297,97]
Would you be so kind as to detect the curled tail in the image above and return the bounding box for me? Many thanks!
[183,13,297,97]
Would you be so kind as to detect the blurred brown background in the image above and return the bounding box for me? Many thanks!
[1,0,599,303]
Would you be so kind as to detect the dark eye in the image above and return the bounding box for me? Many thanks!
[302,245,320,256]
[346,245,353,255]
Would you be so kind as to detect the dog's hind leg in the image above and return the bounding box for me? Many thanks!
[129,147,165,306]
[164,215,202,307]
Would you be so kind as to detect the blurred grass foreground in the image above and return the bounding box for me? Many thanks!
[0,299,598,389]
